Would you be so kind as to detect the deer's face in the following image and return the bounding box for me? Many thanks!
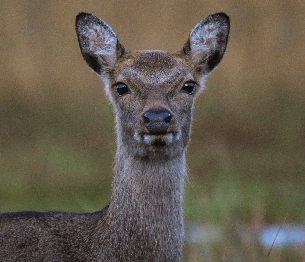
[75,12,230,159]
[106,51,202,159]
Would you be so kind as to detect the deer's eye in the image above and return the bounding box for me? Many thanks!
[181,81,196,95]
[114,83,130,96]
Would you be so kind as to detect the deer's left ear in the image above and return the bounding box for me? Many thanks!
[183,13,230,74]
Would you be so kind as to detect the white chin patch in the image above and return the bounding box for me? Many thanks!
[134,132,181,146]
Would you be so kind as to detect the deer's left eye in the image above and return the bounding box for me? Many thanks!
[114,83,130,96]
[181,81,196,95]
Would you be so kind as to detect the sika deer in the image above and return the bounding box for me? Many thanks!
[0,12,230,261]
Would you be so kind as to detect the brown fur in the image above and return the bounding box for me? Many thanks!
[0,12,230,261]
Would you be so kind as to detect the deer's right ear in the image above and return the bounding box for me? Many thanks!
[75,12,125,74]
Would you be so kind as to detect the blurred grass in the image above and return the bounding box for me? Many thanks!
[0,96,114,212]
[1,0,305,260]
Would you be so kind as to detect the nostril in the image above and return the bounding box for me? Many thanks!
[164,113,172,123]
[143,114,150,123]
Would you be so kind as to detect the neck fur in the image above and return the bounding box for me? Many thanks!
[107,145,186,260]
[112,148,186,208]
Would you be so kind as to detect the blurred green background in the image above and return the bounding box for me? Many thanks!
[1,0,305,260]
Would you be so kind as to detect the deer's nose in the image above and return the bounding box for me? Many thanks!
[143,109,172,134]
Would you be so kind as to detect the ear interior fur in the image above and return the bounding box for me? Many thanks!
[75,12,125,74]
[183,12,230,74]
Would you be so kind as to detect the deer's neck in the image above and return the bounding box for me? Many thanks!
[107,146,186,260]
[112,149,186,216]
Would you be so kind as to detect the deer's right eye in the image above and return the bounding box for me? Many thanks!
[114,83,130,96]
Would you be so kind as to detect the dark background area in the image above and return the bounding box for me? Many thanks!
[1,0,304,260]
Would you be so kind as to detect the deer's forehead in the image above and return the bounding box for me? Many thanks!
[113,51,194,86]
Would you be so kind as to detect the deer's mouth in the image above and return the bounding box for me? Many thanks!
[144,133,173,146]
[134,132,181,146]
[151,139,167,147]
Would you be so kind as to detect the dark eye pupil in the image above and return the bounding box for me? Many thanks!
[182,81,195,94]
[115,83,129,96]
